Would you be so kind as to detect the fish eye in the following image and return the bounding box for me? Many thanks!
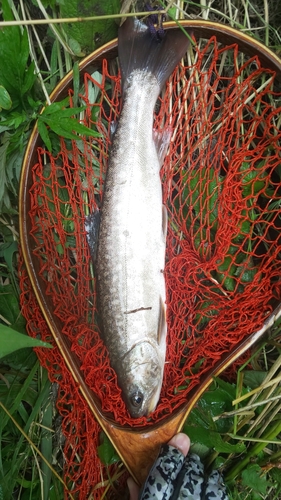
[130,391,143,408]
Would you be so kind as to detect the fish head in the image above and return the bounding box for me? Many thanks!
[119,340,165,418]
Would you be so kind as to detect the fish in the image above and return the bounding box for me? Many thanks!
[86,17,190,418]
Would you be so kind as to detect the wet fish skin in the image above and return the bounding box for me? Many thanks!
[87,18,190,418]
[97,73,166,418]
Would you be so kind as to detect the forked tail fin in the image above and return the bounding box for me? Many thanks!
[118,17,191,95]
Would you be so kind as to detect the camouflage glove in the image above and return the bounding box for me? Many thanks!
[139,443,228,500]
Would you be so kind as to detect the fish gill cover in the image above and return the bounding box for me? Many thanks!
[20,35,281,497]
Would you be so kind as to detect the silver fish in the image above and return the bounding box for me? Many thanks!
[86,18,190,418]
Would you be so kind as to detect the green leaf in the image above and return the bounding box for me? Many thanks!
[41,115,100,139]
[0,240,18,277]
[50,39,59,90]
[61,118,101,137]
[0,86,12,110]
[0,348,37,371]
[42,106,86,119]
[0,111,27,130]
[1,0,14,21]
[241,464,270,495]
[59,0,120,53]
[0,136,9,202]
[88,71,102,105]
[6,140,27,184]
[41,98,70,115]
[39,100,100,150]
[0,284,20,325]
[213,456,226,469]
[168,6,178,18]
[186,406,211,429]
[214,378,237,399]
[97,432,120,465]
[243,371,267,389]
[198,387,233,417]
[37,119,52,152]
[21,62,36,96]
[240,161,266,196]
[73,61,80,107]
[68,37,84,57]
[184,425,246,454]
[0,325,52,358]
[0,7,34,98]
[189,441,210,459]
[270,467,281,489]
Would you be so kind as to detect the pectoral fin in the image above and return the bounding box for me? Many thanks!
[157,296,167,347]
[162,204,168,241]
[85,209,100,262]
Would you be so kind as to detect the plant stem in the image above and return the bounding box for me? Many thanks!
[225,418,281,482]
[0,11,166,27]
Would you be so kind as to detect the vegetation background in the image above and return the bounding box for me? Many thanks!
[0,0,281,498]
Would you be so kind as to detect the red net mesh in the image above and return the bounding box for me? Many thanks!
[19,254,126,499]
[19,35,281,496]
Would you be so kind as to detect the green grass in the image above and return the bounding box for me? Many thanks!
[1,0,281,498]
[184,319,281,499]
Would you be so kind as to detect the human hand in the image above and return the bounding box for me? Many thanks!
[127,433,190,500]
[127,433,228,499]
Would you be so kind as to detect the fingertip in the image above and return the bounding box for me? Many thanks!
[127,476,139,500]
[168,433,190,456]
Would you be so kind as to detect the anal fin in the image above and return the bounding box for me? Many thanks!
[153,127,173,167]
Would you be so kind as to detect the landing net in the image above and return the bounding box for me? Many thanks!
[20,35,281,497]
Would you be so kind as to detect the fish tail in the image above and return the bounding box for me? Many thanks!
[118,17,191,95]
